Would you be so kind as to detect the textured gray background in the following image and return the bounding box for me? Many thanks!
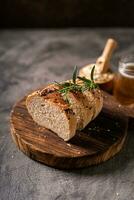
[0,29,134,200]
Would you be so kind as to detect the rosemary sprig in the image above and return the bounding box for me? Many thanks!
[77,75,98,90]
[73,65,77,84]
[55,65,98,102]
[91,65,95,81]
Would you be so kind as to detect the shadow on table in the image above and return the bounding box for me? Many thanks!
[63,120,134,176]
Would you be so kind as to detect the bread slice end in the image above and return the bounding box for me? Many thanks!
[26,91,77,141]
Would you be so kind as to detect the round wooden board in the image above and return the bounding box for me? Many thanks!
[10,94,128,169]
[102,91,134,118]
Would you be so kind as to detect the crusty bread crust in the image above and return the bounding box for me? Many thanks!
[26,84,103,141]
[26,90,77,141]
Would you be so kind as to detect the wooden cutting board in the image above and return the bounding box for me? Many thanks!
[102,91,134,118]
[10,92,128,169]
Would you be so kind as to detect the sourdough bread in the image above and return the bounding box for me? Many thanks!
[26,84,103,141]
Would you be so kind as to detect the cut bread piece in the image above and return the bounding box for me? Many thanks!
[26,91,77,141]
[26,83,103,141]
[66,91,95,130]
[83,89,103,121]
[65,92,86,130]
[92,90,103,119]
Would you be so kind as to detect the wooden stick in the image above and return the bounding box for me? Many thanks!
[96,38,117,73]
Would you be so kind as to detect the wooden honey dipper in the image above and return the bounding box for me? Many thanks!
[96,38,117,73]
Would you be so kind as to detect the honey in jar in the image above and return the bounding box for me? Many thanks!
[114,59,134,105]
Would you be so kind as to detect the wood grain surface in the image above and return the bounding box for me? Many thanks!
[103,91,134,118]
[10,93,128,169]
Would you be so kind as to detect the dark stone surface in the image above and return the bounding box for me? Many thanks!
[0,29,134,200]
[0,0,134,27]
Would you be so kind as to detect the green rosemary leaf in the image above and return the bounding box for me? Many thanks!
[91,65,95,81]
[81,85,88,92]
[77,76,92,84]
[54,81,62,86]
[55,81,73,88]
[77,69,98,90]
[72,65,77,84]
[61,82,73,87]
[54,65,98,105]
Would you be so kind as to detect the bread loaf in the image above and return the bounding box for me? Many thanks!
[26,83,103,141]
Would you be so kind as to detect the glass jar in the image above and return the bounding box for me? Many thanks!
[114,55,134,105]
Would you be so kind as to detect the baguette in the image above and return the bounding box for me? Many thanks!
[26,83,103,141]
